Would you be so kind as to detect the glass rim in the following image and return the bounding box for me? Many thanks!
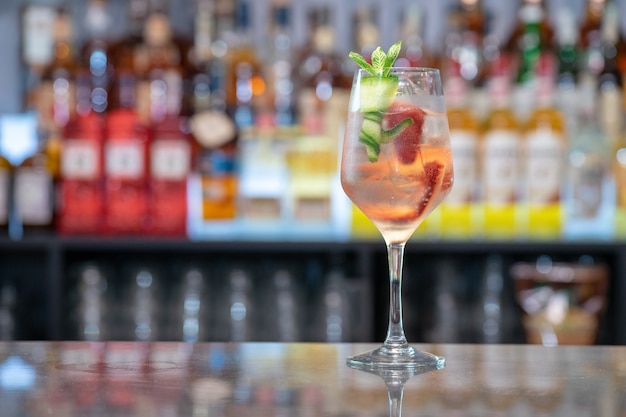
[355,67,441,76]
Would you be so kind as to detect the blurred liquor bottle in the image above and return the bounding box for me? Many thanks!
[521,55,566,239]
[578,0,606,86]
[612,84,626,237]
[481,56,520,239]
[597,2,625,147]
[58,113,104,235]
[579,0,605,53]
[237,124,288,236]
[38,8,77,133]
[21,5,57,113]
[109,0,150,80]
[564,81,614,239]
[506,0,554,123]
[140,8,193,236]
[103,111,149,235]
[350,4,379,65]
[29,9,73,236]
[395,4,431,68]
[440,63,480,239]
[188,0,239,233]
[57,0,111,235]
[507,0,554,84]
[295,6,351,134]
[224,0,266,129]
[267,2,296,127]
[149,116,193,236]
[13,128,57,236]
[79,0,113,115]
[554,8,580,140]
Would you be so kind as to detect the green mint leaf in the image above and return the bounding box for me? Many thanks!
[348,51,376,75]
[371,47,387,74]
[383,41,402,77]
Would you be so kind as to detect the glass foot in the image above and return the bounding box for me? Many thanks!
[347,344,445,372]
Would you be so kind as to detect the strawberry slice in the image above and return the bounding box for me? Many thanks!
[384,102,426,164]
[416,161,445,218]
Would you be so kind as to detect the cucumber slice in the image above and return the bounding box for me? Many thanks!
[358,75,399,113]
[359,120,381,162]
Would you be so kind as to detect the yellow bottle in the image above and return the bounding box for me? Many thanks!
[521,55,566,239]
[481,58,520,239]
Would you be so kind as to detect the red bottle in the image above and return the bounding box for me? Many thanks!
[103,109,150,235]
[58,113,105,234]
[149,115,192,236]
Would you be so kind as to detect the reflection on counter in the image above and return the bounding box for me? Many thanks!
[0,342,625,416]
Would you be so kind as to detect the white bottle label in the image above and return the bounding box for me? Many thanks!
[447,131,477,205]
[15,168,53,225]
[105,141,144,179]
[150,139,191,180]
[525,129,563,205]
[61,140,99,180]
[483,130,519,205]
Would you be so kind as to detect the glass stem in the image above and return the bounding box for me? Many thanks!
[387,383,404,417]
[384,242,408,347]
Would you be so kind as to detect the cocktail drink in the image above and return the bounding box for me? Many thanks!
[342,43,453,369]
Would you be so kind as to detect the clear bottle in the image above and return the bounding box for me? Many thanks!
[564,83,614,239]
[481,56,520,239]
[521,54,566,239]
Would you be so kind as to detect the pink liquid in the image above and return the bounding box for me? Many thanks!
[342,113,453,244]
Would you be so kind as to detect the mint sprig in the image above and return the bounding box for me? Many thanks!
[348,41,409,162]
[348,40,402,76]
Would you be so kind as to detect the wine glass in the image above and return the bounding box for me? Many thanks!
[341,67,454,370]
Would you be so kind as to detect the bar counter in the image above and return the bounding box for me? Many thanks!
[1,342,625,416]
